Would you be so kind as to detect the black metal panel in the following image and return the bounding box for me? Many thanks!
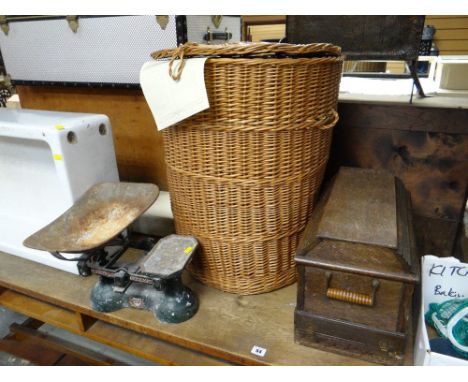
[11,79,141,89]
[0,48,5,74]
[176,15,188,45]
[286,16,425,60]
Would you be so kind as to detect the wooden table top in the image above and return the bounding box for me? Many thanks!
[0,250,377,366]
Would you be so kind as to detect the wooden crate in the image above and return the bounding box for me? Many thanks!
[295,167,420,365]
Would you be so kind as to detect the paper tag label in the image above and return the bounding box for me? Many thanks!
[140,58,209,130]
[251,345,267,357]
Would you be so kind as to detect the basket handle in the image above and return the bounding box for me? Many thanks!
[325,271,379,307]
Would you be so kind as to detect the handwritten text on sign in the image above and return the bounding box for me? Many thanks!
[422,255,468,312]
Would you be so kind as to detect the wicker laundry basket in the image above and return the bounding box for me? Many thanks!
[151,43,343,294]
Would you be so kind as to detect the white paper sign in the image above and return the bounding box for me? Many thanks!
[140,58,209,130]
[422,255,468,312]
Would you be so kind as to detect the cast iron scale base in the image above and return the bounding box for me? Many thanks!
[23,182,199,324]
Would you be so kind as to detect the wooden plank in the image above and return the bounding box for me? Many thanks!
[10,323,125,366]
[337,102,468,134]
[0,251,374,365]
[425,17,468,29]
[295,310,408,365]
[461,227,468,262]
[84,320,231,366]
[425,14,468,55]
[413,215,461,257]
[19,317,45,331]
[426,16,468,20]
[242,16,286,24]
[241,16,286,40]
[438,50,468,55]
[75,312,97,332]
[431,29,468,40]
[385,61,406,74]
[317,167,398,248]
[249,24,285,42]
[4,317,116,365]
[329,121,468,222]
[15,85,168,191]
[54,355,91,366]
[0,338,63,365]
[0,287,229,365]
[328,101,468,257]
[435,40,468,51]
[0,290,84,333]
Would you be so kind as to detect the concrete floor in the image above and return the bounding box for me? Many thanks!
[0,306,157,366]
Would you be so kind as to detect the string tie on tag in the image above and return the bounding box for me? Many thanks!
[168,44,187,81]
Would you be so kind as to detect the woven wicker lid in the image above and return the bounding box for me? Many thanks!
[151,42,342,81]
[151,41,342,60]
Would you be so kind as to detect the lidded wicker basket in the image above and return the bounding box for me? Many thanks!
[151,42,343,295]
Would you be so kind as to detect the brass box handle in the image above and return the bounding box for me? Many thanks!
[325,272,379,307]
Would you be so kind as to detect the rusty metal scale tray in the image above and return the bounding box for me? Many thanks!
[23,182,159,253]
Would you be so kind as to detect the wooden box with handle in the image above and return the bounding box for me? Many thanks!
[294,167,420,365]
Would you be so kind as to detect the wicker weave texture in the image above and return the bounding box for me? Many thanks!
[171,58,342,131]
[157,43,342,294]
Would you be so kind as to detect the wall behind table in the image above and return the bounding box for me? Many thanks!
[17,85,468,257]
[426,16,468,55]
[16,85,168,191]
[327,102,468,258]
